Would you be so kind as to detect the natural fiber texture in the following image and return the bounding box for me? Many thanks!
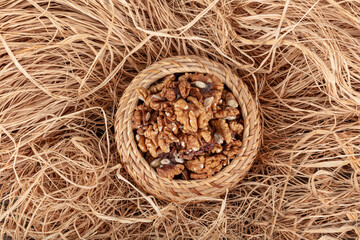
[1,0,360,239]
[115,55,261,201]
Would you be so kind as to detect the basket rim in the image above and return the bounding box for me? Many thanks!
[115,55,261,201]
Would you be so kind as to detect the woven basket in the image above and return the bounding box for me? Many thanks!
[115,56,261,202]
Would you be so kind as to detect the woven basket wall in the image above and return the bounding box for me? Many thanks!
[115,55,261,202]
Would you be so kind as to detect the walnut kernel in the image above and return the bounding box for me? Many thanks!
[133,72,244,180]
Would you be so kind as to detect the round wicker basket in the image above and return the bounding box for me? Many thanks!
[115,56,261,202]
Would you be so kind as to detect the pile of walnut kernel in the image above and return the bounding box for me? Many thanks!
[132,73,244,180]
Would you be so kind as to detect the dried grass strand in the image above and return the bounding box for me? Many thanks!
[1,0,360,239]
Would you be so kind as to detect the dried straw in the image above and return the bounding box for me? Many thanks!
[1,0,360,239]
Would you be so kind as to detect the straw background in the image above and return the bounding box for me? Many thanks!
[1,0,360,239]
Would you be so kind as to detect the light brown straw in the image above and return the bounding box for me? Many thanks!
[2,0,360,238]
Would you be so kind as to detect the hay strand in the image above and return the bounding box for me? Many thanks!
[1,0,360,239]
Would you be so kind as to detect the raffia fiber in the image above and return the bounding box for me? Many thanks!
[1,0,360,239]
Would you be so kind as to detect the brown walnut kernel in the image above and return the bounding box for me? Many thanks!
[223,140,242,158]
[132,104,151,129]
[135,134,147,152]
[214,107,240,119]
[161,87,176,101]
[145,138,158,157]
[159,81,179,102]
[211,143,223,154]
[185,155,205,173]
[149,74,175,93]
[199,129,212,143]
[158,129,179,153]
[174,99,198,133]
[132,109,143,129]
[136,125,148,135]
[186,154,228,179]
[149,95,170,111]
[179,133,202,152]
[189,87,203,102]
[157,163,185,179]
[229,120,244,135]
[211,119,232,144]
[179,74,191,98]
[132,72,244,180]
[198,111,213,129]
[136,87,150,103]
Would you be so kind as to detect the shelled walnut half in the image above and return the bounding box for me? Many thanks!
[132,73,244,180]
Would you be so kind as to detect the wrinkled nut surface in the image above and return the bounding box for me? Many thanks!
[211,119,232,144]
[132,72,244,180]
[229,120,244,135]
[157,163,185,179]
